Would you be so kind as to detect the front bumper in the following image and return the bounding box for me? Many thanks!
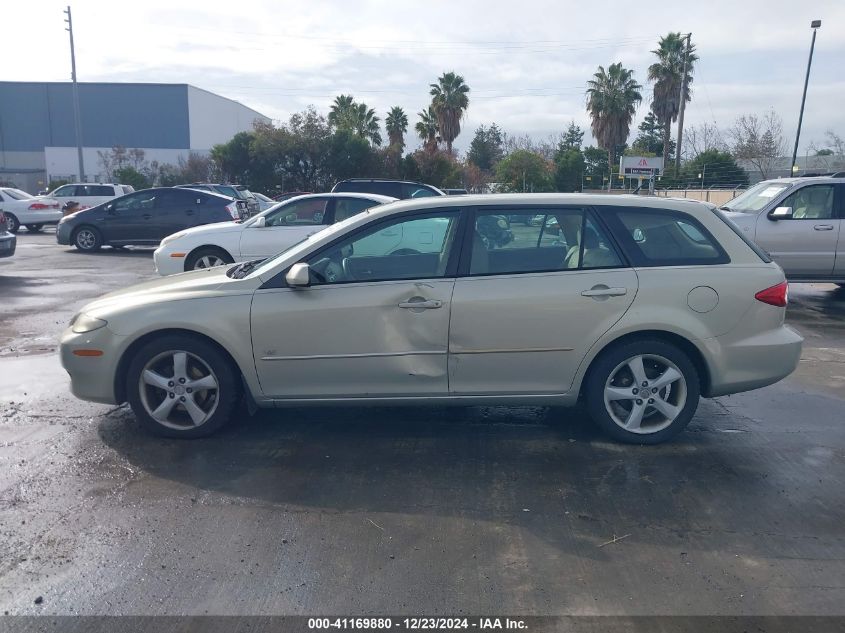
[56,221,73,245]
[59,324,126,405]
[704,324,803,397]
[0,231,16,257]
[153,245,186,276]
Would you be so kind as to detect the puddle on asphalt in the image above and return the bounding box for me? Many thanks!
[0,354,69,402]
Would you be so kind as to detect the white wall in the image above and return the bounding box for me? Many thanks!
[44,146,200,183]
[187,86,270,151]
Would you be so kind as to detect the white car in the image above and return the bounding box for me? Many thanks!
[0,187,62,233]
[252,192,276,212]
[153,193,395,275]
[43,183,134,214]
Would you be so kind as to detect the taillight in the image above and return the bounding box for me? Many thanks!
[29,202,57,210]
[225,202,239,220]
[755,281,788,307]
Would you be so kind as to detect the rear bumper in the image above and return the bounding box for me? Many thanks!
[0,231,16,257]
[704,324,803,397]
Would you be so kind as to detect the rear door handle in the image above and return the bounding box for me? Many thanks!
[398,298,442,309]
[814,224,834,231]
[581,286,627,297]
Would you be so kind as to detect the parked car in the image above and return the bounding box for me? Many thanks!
[0,187,62,233]
[43,183,134,212]
[153,193,395,275]
[332,179,444,199]
[444,188,469,195]
[0,211,17,258]
[722,176,845,283]
[175,183,258,216]
[56,187,242,252]
[60,194,801,443]
[252,192,276,212]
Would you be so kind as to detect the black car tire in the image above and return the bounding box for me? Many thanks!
[6,214,20,233]
[185,247,234,271]
[72,226,103,252]
[585,339,700,445]
[126,334,241,438]
[26,224,44,233]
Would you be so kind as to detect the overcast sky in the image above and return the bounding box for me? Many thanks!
[6,0,845,155]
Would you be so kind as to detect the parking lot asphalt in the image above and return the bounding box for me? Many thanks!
[1,231,844,616]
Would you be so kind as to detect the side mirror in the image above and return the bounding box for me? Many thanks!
[253,216,266,228]
[285,262,310,287]
[105,203,115,214]
[770,206,793,220]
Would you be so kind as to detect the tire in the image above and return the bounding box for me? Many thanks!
[185,247,234,271]
[26,224,44,233]
[72,226,103,252]
[5,214,20,234]
[125,334,241,438]
[584,339,700,445]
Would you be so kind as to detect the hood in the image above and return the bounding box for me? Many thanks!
[79,264,257,318]
[168,220,243,240]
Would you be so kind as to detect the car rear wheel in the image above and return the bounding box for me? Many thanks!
[6,214,20,233]
[26,224,44,233]
[126,335,240,438]
[73,226,103,252]
[185,247,234,271]
[585,339,700,444]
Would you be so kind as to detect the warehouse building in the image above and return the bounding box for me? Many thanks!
[0,81,270,192]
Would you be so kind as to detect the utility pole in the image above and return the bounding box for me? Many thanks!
[64,5,85,182]
[674,32,692,177]
[791,20,822,175]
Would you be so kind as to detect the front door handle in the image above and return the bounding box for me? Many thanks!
[398,297,442,309]
[814,224,834,231]
[142,213,152,220]
[185,210,195,216]
[581,286,627,298]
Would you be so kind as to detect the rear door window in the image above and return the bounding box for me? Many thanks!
[608,208,729,266]
[332,197,382,223]
[265,198,330,226]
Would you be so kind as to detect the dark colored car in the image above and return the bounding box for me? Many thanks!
[272,191,312,202]
[332,179,444,199]
[444,188,469,195]
[175,183,259,216]
[0,211,17,258]
[56,187,242,252]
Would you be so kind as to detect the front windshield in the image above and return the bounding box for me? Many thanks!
[3,188,35,200]
[724,182,791,213]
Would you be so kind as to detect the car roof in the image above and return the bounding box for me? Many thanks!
[757,176,845,185]
[281,192,398,204]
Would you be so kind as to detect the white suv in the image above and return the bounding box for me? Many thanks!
[45,183,135,211]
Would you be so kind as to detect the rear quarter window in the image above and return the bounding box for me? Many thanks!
[604,207,729,267]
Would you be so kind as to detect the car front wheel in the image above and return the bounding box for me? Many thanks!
[126,335,240,438]
[585,339,700,444]
[185,247,234,271]
[73,226,103,252]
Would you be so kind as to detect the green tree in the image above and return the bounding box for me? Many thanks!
[679,149,747,187]
[328,95,381,146]
[113,166,151,190]
[632,110,675,157]
[466,124,504,171]
[560,121,584,151]
[325,129,380,182]
[415,106,440,152]
[385,106,408,153]
[586,62,642,189]
[210,131,255,184]
[583,146,610,187]
[429,71,470,154]
[648,33,697,169]
[553,148,585,192]
[328,95,356,128]
[495,150,554,192]
[404,149,462,188]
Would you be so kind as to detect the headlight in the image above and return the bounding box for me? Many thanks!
[160,231,187,246]
[71,313,108,333]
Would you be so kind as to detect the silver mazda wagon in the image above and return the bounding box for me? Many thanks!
[60,194,802,444]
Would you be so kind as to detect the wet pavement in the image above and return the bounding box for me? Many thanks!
[1,232,844,616]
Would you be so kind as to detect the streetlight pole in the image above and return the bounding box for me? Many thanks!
[791,20,821,176]
[64,5,85,182]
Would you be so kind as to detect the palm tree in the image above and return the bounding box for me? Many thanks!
[429,71,470,153]
[328,94,356,129]
[586,62,642,190]
[385,106,408,153]
[415,106,439,152]
[648,33,698,168]
[328,95,382,146]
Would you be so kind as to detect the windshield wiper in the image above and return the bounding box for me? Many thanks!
[227,259,265,279]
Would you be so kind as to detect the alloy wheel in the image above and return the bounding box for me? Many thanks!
[76,229,97,250]
[603,354,687,435]
[138,350,220,430]
[193,254,225,269]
